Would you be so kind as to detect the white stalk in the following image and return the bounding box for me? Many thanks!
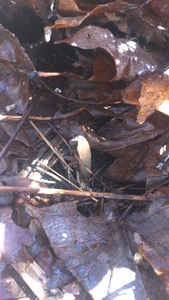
[71,135,91,179]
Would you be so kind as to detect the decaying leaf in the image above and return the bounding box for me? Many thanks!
[26,200,169,299]
[1,0,169,298]
[0,206,32,264]
[147,0,169,31]
[123,70,169,123]
[56,25,167,82]
[128,188,169,295]
[58,0,84,15]
[134,232,169,294]
[83,109,169,155]
[0,24,34,114]
[45,1,131,31]
[103,144,147,183]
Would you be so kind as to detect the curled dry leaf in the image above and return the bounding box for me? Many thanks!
[123,70,169,123]
[56,25,168,82]
[83,109,169,156]
[89,108,169,182]
[137,72,169,123]
[46,1,131,30]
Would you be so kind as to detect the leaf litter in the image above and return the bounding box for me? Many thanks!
[1,0,169,299]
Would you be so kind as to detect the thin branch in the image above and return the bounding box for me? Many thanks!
[0,107,85,121]
[0,186,149,201]
[36,161,98,202]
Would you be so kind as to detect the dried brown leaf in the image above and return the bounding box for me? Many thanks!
[135,232,169,294]
[137,73,169,123]
[0,206,32,264]
[103,144,147,182]
[0,25,34,114]
[115,6,169,48]
[56,25,167,81]
[0,24,34,72]
[123,71,169,124]
[46,1,131,30]
[58,0,84,15]
[26,201,153,299]
[147,0,169,31]
[128,188,169,294]
[83,109,168,156]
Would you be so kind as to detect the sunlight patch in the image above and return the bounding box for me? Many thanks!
[90,267,136,300]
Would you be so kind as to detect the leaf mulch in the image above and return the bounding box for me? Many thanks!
[1,1,169,299]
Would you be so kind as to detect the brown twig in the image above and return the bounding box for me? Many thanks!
[0,186,149,201]
[0,107,86,121]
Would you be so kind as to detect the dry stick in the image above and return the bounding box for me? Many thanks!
[0,186,148,201]
[0,107,86,121]
[0,104,32,160]
[29,120,71,171]
[36,161,98,202]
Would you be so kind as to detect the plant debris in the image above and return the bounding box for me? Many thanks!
[1,1,169,299]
